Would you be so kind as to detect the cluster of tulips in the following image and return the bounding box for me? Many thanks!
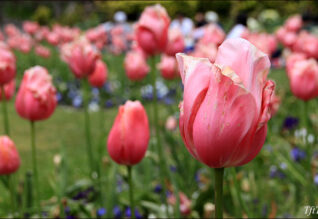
[0,3,318,218]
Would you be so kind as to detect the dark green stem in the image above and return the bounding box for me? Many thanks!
[30,121,40,214]
[127,166,135,219]
[214,168,224,219]
[150,56,170,217]
[82,79,94,175]
[8,175,15,214]
[1,85,9,135]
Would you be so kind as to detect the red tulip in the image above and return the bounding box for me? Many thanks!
[0,79,15,101]
[288,59,318,101]
[88,60,108,88]
[35,45,51,58]
[124,50,149,81]
[135,4,170,55]
[157,55,179,80]
[15,66,57,121]
[107,100,150,166]
[177,38,275,168]
[0,136,20,175]
[61,38,100,79]
[165,28,185,56]
[0,47,16,85]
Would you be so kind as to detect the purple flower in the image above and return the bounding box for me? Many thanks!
[97,208,106,217]
[113,206,121,218]
[154,184,162,193]
[290,147,306,162]
[314,174,318,185]
[283,117,299,130]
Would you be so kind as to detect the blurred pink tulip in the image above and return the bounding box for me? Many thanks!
[276,27,297,48]
[243,33,277,56]
[191,42,218,63]
[0,80,15,101]
[107,100,150,166]
[4,24,20,37]
[157,55,179,80]
[167,192,192,216]
[269,92,281,116]
[177,38,275,168]
[165,115,178,131]
[0,31,4,41]
[285,15,303,32]
[0,47,16,85]
[0,136,20,175]
[23,21,40,35]
[88,60,108,88]
[288,59,318,101]
[198,24,225,46]
[61,38,100,78]
[46,32,60,46]
[135,4,170,55]
[15,66,57,121]
[35,45,51,58]
[124,50,149,81]
[286,53,307,75]
[165,28,185,56]
[293,31,318,59]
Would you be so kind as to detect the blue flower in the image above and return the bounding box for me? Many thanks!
[125,207,142,219]
[283,117,299,130]
[72,95,83,108]
[170,165,177,172]
[154,184,162,193]
[314,174,318,185]
[290,147,306,162]
[125,207,131,218]
[97,208,106,217]
[113,206,121,218]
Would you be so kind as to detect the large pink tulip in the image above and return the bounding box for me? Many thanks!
[135,4,170,55]
[157,55,179,80]
[61,38,100,78]
[285,15,303,32]
[165,28,185,56]
[0,47,16,85]
[0,79,15,101]
[107,100,150,166]
[15,66,57,121]
[0,136,20,175]
[124,50,149,81]
[177,38,275,168]
[88,60,108,88]
[288,59,318,101]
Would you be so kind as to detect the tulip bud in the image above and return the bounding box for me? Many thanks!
[0,136,20,175]
[107,101,150,165]
[88,60,108,88]
[15,66,57,121]
[0,79,15,101]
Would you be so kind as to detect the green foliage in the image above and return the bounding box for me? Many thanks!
[32,6,52,25]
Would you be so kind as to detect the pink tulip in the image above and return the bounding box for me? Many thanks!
[135,4,170,55]
[18,34,33,53]
[276,27,297,48]
[61,38,100,78]
[107,100,150,165]
[288,59,318,101]
[23,21,40,35]
[124,50,149,81]
[191,42,218,63]
[4,24,20,37]
[35,45,51,58]
[285,15,303,32]
[34,26,50,42]
[165,28,185,56]
[293,31,318,59]
[15,66,57,121]
[165,115,177,131]
[167,192,191,216]
[157,55,179,80]
[0,136,20,175]
[198,24,225,46]
[46,32,60,46]
[286,53,307,75]
[243,33,277,56]
[177,38,275,168]
[0,80,15,101]
[88,60,108,88]
[0,47,16,85]
[0,31,4,41]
